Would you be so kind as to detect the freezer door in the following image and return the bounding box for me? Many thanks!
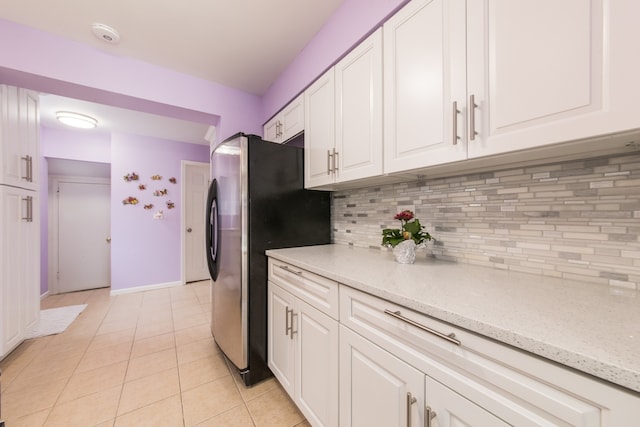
[209,136,248,370]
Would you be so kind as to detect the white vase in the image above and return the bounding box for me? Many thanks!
[393,239,417,264]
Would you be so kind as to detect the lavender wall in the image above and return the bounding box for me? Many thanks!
[40,127,111,162]
[110,133,209,292]
[0,18,261,141]
[261,0,407,122]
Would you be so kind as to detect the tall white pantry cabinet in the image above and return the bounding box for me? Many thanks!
[0,84,40,359]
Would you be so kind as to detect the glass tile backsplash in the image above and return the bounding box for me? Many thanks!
[332,153,640,289]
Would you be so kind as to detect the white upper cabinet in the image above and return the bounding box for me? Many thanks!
[304,69,336,188]
[334,28,383,184]
[305,28,383,189]
[466,0,629,159]
[383,0,467,174]
[384,0,640,174]
[0,85,40,190]
[263,93,304,144]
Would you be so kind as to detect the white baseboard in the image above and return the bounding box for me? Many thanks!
[109,280,183,296]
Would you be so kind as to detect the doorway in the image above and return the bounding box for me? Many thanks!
[50,176,111,294]
[182,161,210,283]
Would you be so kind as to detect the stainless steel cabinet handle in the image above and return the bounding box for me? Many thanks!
[469,94,478,141]
[333,148,339,174]
[327,150,333,175]
[22,196,33,222]
[406,392,416,427]
[452,101,460,145]
[21,155,33,182]
[285,306,293,336]
[290,311,298,340]
[384,309,461,346]
[278,264,303,276]
[426,406,437,427]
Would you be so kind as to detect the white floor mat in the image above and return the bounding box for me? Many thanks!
[24,304,88,339]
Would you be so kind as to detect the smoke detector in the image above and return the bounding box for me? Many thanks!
[91,23,120,44]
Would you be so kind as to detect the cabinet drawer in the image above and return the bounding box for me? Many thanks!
[268,258,339,320]
[340,286,604,426]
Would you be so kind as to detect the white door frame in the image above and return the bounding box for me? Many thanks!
[48,174,111,295]
[181,160,210,285]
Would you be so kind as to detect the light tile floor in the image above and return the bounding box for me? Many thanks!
[0,281,309,427]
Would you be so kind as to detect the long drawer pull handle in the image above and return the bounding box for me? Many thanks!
[384,309,461,346]
[406,392,416,427]
[278,264,303,276]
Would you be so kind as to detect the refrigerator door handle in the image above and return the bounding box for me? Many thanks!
[206,179,220,281]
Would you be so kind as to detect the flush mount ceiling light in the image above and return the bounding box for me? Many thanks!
[91,23,120,44]
[56,111,98,129]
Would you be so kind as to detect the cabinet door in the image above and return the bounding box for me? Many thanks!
[383,0,467,174]
[22,192,39,330]
[1,187,38,357]
[1,187,24,355]
[340,326,424,427]
[335,28,383,183]
[304,69,335,188]
[295,299,339,427]
[0,86,38,190]
[267,282,296,395]
[21,89,39,189]
[426,377,511,427]
[263,116,281,143]
[0,85,23,187]
[466,0,611,158]
[280,94,304,142]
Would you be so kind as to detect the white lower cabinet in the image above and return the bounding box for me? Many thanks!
[267,259,339,427]
[340,325,424,427]
[267,256,640,426]
[1,186,39,359]
[340,285,639,426]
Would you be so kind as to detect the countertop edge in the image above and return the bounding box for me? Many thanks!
[266,246,640,394]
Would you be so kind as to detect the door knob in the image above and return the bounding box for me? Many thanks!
[106,237,111,243]
[187,227,193,233]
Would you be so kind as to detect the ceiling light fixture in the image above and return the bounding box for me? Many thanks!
[56,111,98,129]
[91,23,121,44]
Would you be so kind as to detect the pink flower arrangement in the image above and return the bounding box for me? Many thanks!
[382,210,432,248]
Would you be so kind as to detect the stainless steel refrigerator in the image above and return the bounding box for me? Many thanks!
[206,133,330,386]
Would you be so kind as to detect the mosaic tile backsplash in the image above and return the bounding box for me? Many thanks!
[332,153,640,289]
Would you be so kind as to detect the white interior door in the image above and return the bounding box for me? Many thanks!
[184,162,209,282]
[57,181,111,293]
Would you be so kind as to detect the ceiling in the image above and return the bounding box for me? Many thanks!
[0,0,344,152]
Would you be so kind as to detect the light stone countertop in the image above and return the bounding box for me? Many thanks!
[266,244,640,393]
